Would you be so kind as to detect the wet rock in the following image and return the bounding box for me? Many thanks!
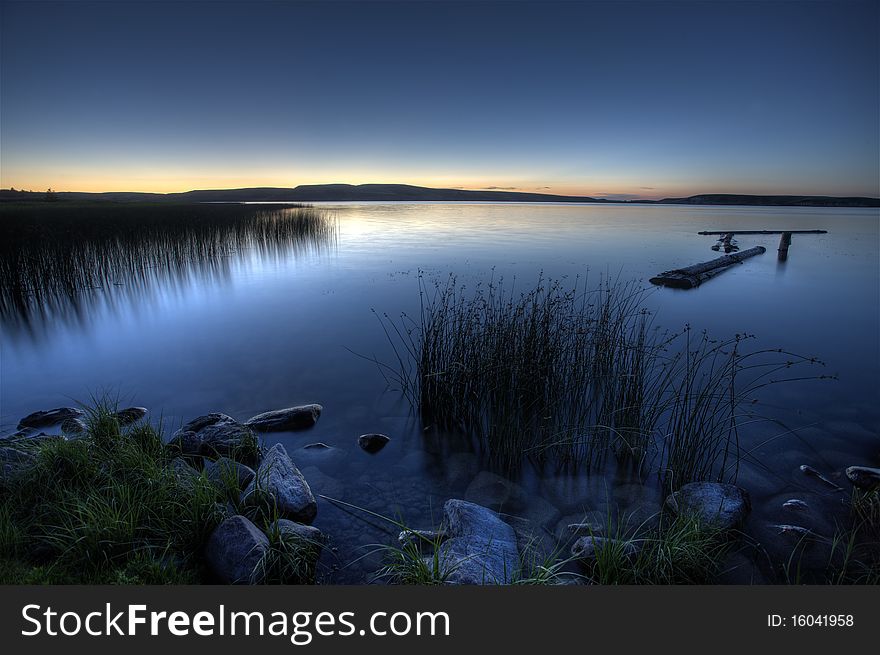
[358,433,390,453]
[205,515,269,584]
[664,482,750,531]
[782,499,810,511]
[571,535,640,563]
[272,519,324,546]
[60,417,87,435]
[168,413,257,463]
[17,407,84,430]
[845,466,880,491]
[433,499,519,585]
[0,447,37,479]
[242,444,317,523]
[763,492,835,536]
[292,443,347,470]
[114,407,147,425]
[444,452,480,490]
[245,404,322,432]
[752,521,837,574]
[204,457,255,490]
[465,471,560,529]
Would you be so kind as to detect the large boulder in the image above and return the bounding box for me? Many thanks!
[245,405,322,432]
[168,414,257,463]
[845,466,880,491]
[60,417,87,435]
[432,499,519,584]
[665,482,750,531]
[242,444,317,523]
[17,407,83,430]
[205,515,269,584]
[204,457,255,490]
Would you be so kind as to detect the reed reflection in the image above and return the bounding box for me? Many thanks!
[0,203,338,342]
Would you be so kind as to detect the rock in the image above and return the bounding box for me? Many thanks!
[272,519,324,546]
[168,413,257,463]
[782,499,810,511]
[242,444,317,523]
[845,466,880,491]
[60,417,87,435]
[664,482,750,531]
[571,535,640,563]
[245,404,322,432]
[170,457,200,484]
[114,407,147,425]
[465,470,561,529]
[0,447,37,479]
[205,515,269,584]
[431,499,519,584]
[291,443,347,469]
[398,528,446,551]
[357,433,390,453]
[204,457,255,489]
[17,407,84,430]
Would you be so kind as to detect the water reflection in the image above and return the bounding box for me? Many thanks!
[0,204,337,342]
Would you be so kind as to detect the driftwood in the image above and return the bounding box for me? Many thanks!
[649,246,766,289]
[697,230,827,235]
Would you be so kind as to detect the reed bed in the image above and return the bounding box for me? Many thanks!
[380,273,828,485]
[0,202,337,336]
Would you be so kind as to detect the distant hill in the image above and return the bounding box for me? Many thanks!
[656,193,880,208]
[1,185,878,207]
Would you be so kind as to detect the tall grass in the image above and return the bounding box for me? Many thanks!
[0,202,337,337]
[380,273,828,484]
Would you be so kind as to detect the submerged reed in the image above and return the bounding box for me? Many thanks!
[380,272,828,485]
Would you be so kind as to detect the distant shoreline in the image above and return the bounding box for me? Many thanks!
[1,184,878,208]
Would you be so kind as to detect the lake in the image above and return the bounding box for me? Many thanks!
[2,202,878,582]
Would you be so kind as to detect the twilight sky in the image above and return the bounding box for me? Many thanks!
[1,1,878,199]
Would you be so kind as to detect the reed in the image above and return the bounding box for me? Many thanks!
[380,272,828,485]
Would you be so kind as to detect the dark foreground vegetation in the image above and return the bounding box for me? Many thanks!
[0,405,320,584]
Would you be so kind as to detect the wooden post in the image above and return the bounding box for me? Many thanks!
[777,231,792,261]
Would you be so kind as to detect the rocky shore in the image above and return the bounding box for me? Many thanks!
[2,403,878,585]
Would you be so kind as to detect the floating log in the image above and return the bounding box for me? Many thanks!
[649,246,766,289]
[697,230,827,235]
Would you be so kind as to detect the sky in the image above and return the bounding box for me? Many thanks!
[1,0,878,199]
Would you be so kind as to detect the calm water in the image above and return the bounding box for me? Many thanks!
[2,202,878,581]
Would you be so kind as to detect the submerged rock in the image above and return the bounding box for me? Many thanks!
[114,407,148,425]
[205,515,269,584]
[60,417,87,435]
[845,466,880,491]
[782,499,810,512]
[357,433,390,453]
[17,407,83,430]
[464,470,561,529]
[204,457,255,490]
[432,499,519,585]
[168,413,257,463]
[242,444,317,523]
[245,404,322,432]
[799,464,844,491]
[664,481,750,531]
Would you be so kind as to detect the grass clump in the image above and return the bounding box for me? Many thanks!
[576,511,731,585]
[380,272,828,485]
[0,402,231,584]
